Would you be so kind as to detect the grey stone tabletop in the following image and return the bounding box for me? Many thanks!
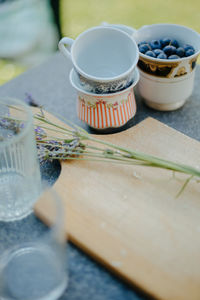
[0,52,200,300]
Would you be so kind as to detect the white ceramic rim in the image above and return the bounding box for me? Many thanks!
[101,22,136,36]
[137,23,200,63]
[70,67,140,96]
[70,26,139,82]
[0,97,33,148]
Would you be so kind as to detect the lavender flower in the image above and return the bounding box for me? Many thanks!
[35,126,47,141]
[0,117,22,136]
[37,137,83,163]
[24,93,40,107]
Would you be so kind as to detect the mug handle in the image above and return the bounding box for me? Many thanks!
[58,37,74,60]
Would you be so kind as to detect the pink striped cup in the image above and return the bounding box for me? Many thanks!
[70,68,139,129]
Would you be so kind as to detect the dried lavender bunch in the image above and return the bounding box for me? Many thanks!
[4,101,200,196]
[35,125,85,164]
[33,110,200,176]
[33,109,200,196]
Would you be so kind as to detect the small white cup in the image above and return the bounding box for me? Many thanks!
[102,22,200,111]
[59,26,139,93]
[138,69,196,111]
[70,67,140,129]
[133,23,200,110]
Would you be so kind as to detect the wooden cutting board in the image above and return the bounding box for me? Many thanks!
[34,111,200,300]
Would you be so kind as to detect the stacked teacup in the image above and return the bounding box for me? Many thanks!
[59,26,139,130]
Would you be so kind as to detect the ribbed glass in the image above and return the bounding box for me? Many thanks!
[0,98,41,221]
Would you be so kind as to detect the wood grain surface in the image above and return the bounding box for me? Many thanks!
[34,110,200,300]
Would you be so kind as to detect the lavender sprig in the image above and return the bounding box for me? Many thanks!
[33,109,200,196]
[33,110,200,176]
[2,102,200,196]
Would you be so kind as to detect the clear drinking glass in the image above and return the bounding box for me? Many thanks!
[0,97,41,221]
[0,188,68,300]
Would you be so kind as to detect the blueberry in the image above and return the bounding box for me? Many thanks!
[185,48,195,56]
[139,44,151,54]
[168,54,180,59]
[153,49,163,56]
[149,39,161,50]
[171,39,179,48]
[160,37,171,48]
[163,45,176,56]
[176,47,185,57]
[138,41,148,47]
[145,50,156,58]
[183,44,195,52]
[157,53,167,59]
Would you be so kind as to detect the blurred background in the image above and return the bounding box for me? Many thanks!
[0,0,200,85]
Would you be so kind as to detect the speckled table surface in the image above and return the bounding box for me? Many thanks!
[0,52,199,300]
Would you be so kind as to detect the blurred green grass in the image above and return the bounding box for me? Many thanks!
[1,0,200,85]
[61,0,200,37]
[0,60,25,85]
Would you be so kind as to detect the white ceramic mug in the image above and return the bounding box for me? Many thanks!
[134,23,200,110]
[59,26,139,93]
[104,23,200,110]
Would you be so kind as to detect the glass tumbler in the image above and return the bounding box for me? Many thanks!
[0,188,68,300]
[0,97,41,221]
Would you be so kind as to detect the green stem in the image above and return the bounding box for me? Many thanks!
[46,156,149,166]
[35,124,71,136]
[34,112,200,179]
[86,135,200,178]
[34,116,75,136]
[176,175,194,198]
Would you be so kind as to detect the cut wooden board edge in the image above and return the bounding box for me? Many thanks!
[67,231,158,300]
[101,116,200,151]
[34,198,158,300]
[35,191,192,300]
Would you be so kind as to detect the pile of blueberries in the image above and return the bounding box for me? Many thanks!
[138,38,195,60]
